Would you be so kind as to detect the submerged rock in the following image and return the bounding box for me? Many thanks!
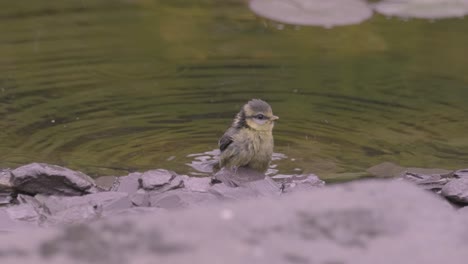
[249,0,373,27]
[10,163,97,196]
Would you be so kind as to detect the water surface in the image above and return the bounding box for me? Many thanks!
[1,0,468,180]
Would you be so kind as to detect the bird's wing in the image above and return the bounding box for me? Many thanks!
[218,127,235,152]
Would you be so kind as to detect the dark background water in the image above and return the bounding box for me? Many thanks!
[1,0,468,180]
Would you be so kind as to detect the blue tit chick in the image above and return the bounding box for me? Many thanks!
[218,99,279,173]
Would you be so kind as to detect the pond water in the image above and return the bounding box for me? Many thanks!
[1,0,468,180]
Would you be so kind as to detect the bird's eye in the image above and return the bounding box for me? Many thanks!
[256,114,265,120]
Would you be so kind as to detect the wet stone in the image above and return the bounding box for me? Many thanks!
[10,163,96,196]
[130,189,150,207]
[115,172,142,195]
[149,189,220,209]
[441,177,468,204]
[36,192,132,214]
[402,172,450,191]
[454,169,468,179]
[140,169,176,190]
[178,175,211,193]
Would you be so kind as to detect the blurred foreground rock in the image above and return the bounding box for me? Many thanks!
[0,180,467,264]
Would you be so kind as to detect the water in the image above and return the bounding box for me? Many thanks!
[1,0,468,180]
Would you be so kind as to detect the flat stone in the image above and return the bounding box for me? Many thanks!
[130,189,150,207]
[0,209,36,233]
[213,167,266,187]
[115,172,142,195]
[179,175,211,193]
[454,169,468,179]
[149,189,220,209]
[402,172,450,191]
[10,163,96,196]
[140,169,176,190]
[36,192,132,214]
[441,177,468,204]
[274,173,325,192]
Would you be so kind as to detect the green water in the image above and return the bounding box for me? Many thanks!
[1,0,468,180]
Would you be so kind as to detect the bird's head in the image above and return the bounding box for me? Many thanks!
[239,99,278,131]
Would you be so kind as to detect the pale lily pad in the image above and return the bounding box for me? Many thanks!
[373,0,468,19]
[249,0,373,27]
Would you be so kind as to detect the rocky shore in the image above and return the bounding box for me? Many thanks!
[1,162,468,263]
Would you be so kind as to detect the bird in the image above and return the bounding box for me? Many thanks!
[217,99,278,173]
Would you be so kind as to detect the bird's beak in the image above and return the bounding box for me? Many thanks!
[271,115,279,121]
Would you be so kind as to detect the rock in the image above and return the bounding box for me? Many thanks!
[454,169,468,179]
[94,176,118,191]
[140,169,179,191]
[213,167,266,187]
[0,180,467,264]
[10,163,96,196]
[0,169,12,191]
[273,173,325,192]
[130,189,150,207]
[5,204,40,223]
[179,176,211,193]
[0,209,36,233]
[115,172,142,194]
[402,172,450,191]
[36,192,132,214]
[0,169,13,205]
[149,189,220,209]
[441,177,468,204]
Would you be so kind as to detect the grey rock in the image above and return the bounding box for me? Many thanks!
[36,192,132,214]
[0,169,13,205]
[273,173,325,192]
[130,189,150,207]
[140,169,176,190]
[149,189,220,209]
[454,169,468,179]
[0,180,467,264]
[441,177,468,204]
[0,169,12,191]
[178,176,211,192]
[213,167,265,187]
[115,172,142,194]
[10,163,96,196]
[402,172,450,191]
[0,209,36,233]
[5,204,40,223]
